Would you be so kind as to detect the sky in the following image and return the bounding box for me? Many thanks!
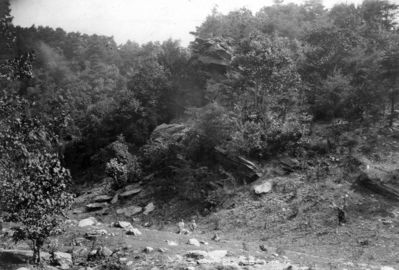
[11,0,367,46]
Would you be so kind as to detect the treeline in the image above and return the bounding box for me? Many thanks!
[1,0,399,257]
[0,0,398,177]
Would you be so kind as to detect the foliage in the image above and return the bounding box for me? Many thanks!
[0,96,73,263]
[105,158,128,189]
[103,135,142,188]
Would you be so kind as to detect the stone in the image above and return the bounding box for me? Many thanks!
[185,250,208,260]
[114,221,132,229]
[72,246,89,258]
[158,248,168,253]
[199,240,208,245]
[85,202,109,211]
[93,195,113,202]
[78,217,97,227]
[211,233,220,242]
[54,252,73,268]
[381,267,396,270]
[44,266,59,270]
[143,247,154,253]
[111,193,119,204]
[207,250,228,261]
[73,208,84,214]
[187,238,200,247]
[143,202,155,215]
[126,226,142,236]
[99,246,113,257]
[84,229,107,240]
[253,180,273,194]
[166,240,178,246]
[259,244,268,252]
[119,188,142,198]
[116,205,142,217]
[0,249,51,264]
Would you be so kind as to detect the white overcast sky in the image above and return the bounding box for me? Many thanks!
[11,0,370,46]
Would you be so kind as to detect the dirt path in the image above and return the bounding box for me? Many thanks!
[64,218,398,270]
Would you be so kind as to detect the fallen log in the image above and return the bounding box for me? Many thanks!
[356,172,399,201]
[214,147,261,183]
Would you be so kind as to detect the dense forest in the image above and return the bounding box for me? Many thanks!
[2,0,399,268]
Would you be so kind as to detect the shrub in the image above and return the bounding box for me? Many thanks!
[0,151,74,263]
[105,158,128,189]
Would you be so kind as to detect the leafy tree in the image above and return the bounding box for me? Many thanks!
[380,44,399,126]
[0,96,74,263]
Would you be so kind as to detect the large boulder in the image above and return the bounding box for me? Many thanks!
[119,188,142,198]
[53,252,72,269]
[93,195,113,203]
[191,38,232,67]
[253,179,273,195]
[78,217,97,227]
[0,249,50,264]
[150,123,189,142]
[85,202,108,212]
[143,202,155,215]
[116,205,142,217]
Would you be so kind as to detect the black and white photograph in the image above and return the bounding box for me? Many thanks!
[1,0,399,269]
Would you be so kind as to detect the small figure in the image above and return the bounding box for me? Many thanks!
[189,218,197,232]
[211,233,220,242]
[177,219,185,234]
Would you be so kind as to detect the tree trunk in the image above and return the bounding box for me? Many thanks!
[32,240,41,264]
[390,91,395,127]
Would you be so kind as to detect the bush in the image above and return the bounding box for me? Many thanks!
[99,135,142,187]
[0,151,74,263]
[105,158,128,189]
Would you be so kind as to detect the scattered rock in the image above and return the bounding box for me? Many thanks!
[259,244,268,252]
[111,193,119,204]
[116,205,142,217]
[253,179,273,194]
[72,208,84,214]
[72,246,89,259]
[166,240,179,246]
[78,217,97,227]
[114,221,132,229]
[187,238,201,247]
[381,267,396,270]
[280,157,300,173]
[98,246,113,257]
[207,250,228,261]
[143,202,155,215]
[84,229,107,240]
[185,250,208,260]
[85,202,109,211]
[44,266,59,270]
[126,226,142,236]
[93,195,113,203]
[179,228,191,235]
[119,188,142,198]
[64,219,78,226]
[211,233,220,242]
[53,252,73,269]
[88,249,98,257]
[143,247,154,253]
